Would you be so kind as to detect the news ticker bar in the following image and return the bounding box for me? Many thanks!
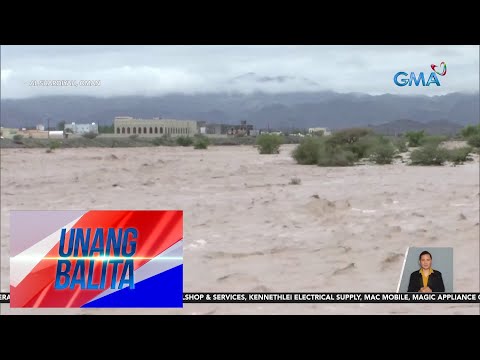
[1,293,10,303]
[183,292,480,303]
[2,292,480,304]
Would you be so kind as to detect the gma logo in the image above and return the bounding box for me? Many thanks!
[393,72,441,87]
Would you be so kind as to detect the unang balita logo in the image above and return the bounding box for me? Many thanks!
[394,62,447,87]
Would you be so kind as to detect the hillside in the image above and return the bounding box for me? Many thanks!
[1,92,478,132]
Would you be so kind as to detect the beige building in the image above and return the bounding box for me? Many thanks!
[114,116,197,137]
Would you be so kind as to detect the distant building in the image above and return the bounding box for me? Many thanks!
[227,120,254,136]
[227,120,253,136]
[0,127,19,139]
[205,123,230,135]
[48,131,64,138]
[36,124,45,131]
[64,122,99,135]
[197,121,207,134]
[113,116,197,137]
[308,127,331,136]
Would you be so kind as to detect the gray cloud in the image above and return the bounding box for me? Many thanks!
[1,45,478,98]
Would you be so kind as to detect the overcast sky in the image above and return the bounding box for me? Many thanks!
[1,45,478,98]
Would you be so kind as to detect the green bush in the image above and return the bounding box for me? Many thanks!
[293,136,360,166]
[152,135,175,146]
[368,142,396,164]
[460,124,480,138]
[393,138,408,153]
[292,137,324,165]
[82,132,98,139]
[405,130,425,147]
[255,134,284,154]
[467,133,480,148]
[13,134,24,143]
[410,145,448,165]
[152,137,163,146]
[317,146,356,167]
[176,136,194,146]
[344,135,383,159]
[48,140,61,150]
[446,147,473,164]
[129,134,139,140]
[421,135,448,147]
[326,128,373,147]
[194,135,210,149]
[293,131,395,166]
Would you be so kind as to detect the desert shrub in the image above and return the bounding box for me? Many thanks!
[405,131,425,147]
[129,134,139,140]
[293,132,389,166]
[293,135,359,166]
[152,135,175,146]
[256,134,284,154]
[344,135,383,159]
[368,142,396,164]
[176,136,194,146]
[13,134,24,143]
[466,133,480,148]
[48,140,61,150]
[194,135,210,149]
[82,132,98,139]
[393,138,408,152]
[460,124,480,138]
[152,137,163,146]
[446,147,473,164]
[289,177,301,185]
[409,144,448,165]
[421,135,448,147]
[326,128,373,146]
[317,146,356,166]
[211,136,256,146]
[292,137,324,164]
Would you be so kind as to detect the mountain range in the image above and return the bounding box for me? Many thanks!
[1,91,478,134]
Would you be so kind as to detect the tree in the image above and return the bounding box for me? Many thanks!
[57,121,66,131]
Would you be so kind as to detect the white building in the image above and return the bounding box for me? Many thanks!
[64,122,99,134]
[48,131,64,138]
[308,127,331,136]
